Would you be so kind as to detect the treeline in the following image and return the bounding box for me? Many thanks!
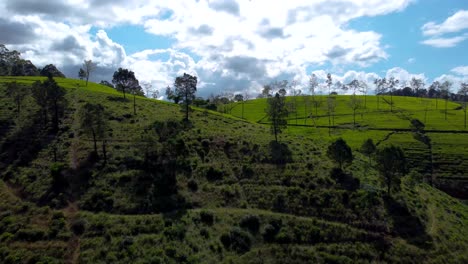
[0,44,65,78]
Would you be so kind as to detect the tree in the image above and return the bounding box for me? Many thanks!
[327,138,353,169]
[78,68,86,80]
[348,95,363,127]
[234,93,245,118]
[260,84,272,98]
[130,82,144,115]
[429,81,441,109]
[358,80,369,109]
[458,83,468,129]
[78,103,108,161]
[360,139,376,164]
[32,80,49,126]
[309,73,320,116]
[374,78,386,110]
[174,73,198,121]
[387,77,399,112]
[440,81,452,120]
[112,68,139,99]
[376,145,407,195]
[31,76,66,131]
[44,75,66,132]
[6,81,29,116]
[410,77,425,101]
[83,60,97,87]
[266,92,288,142]
[40,64,65,78]
[326,73,333,95]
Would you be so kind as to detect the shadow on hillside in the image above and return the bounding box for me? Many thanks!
[268,141,293,165]
[384,196,433,249]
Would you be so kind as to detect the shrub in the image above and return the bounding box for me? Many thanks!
[163,223,186,240]
[206,166,223,181]
[199,211,214,226]
[15,229,45,241]
[71,218,87,235]
[239,214,260,234]
[187,179,198,192]
[220,227,252,254]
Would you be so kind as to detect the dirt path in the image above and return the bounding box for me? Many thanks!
[63,202,80,264]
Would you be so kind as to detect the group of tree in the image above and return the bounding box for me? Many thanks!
[326,137,407,195]
[1,44,65,77]
[31,75,67,132]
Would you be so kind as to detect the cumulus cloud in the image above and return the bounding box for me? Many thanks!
[451,66,468,76]
[421,34,468,48]
[421,10,468,48]
[0,0,435,97]
[422,10,468,36]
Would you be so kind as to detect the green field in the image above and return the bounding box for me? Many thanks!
[0,77,467,263]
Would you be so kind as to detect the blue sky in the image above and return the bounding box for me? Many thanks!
[1,0,467,97]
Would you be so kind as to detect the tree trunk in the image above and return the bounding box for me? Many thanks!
[464,106,466,129]
[86,76,89,87]
[390,93,393,112]
[92,130,97,155]
[123,87,126,99]
[377,95,379,110]
[102,140,107,165]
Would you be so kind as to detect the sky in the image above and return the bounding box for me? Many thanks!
[1,0,468,97]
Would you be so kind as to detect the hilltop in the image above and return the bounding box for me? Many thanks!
[0,76,467,263]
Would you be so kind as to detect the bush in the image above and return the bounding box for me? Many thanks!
[206,166,223,181]
[163,223,186,240]
[239,214,260,234]
[262,219,282,242]
[15,229,45,241]
[187,179,198,192]
[199,211,214,226]
[71,218,87,235]
[220,227,252,254]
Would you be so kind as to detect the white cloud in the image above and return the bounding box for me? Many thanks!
[433,74,468,92]
[451,66,468,76]
[407,58,415,64]
[421,34,468,48]
[422,10,468,36]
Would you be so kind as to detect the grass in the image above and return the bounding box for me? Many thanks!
[0,76,467,263]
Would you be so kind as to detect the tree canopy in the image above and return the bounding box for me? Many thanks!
[327,138,353,169]
[174,73,198,121]
[266,92,288,142]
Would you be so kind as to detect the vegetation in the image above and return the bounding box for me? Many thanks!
[0,48,467,263]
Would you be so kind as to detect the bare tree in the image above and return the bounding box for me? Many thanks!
[458,83,468,128]
[410,77,425,102]
[429,81,441,109]
[358,80,369,109]
[440,81,452,120]
[387,77,399,112]
[374,78,387,110]
[83,60,97,87]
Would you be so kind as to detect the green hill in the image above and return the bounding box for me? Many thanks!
[227,95,468,199]
[0,77,467,263]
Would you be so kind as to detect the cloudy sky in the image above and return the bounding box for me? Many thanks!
[1,0,468,97]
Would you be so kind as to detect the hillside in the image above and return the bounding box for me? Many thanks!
[228,95,468,199]
[0,77,467,263]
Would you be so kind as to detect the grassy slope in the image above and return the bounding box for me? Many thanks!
[0,77,467,263]
[228,95,468,198]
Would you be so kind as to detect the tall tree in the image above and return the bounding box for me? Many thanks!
[359,80,369,109]
[6,81,29,116]
[387,77,399,112]
[376,145,407,195]
[32,80,49,126]
[348,95,363,127]
[78,103,108,160]
[130,82,143,115]
[309,74,319,116]
[459,83,468,129]
[429,81,441,109]
[266,92,288,142]
[374,78,386,110]
[410,77,425,101]
[327,138,353,169]
[112,68,139,99]
[360,139,376,164]
[440,81,452,120]
[83,60,97,87]
[44,75,66,132]
[174,73,198,121]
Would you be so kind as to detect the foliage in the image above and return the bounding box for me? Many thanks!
[266,93,288,142]
[174,73,198,121]
[376,145,408,195]
[327,138,353,169]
